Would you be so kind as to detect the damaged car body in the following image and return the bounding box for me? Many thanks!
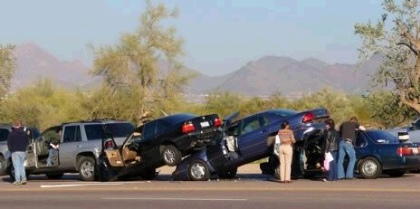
[172,108,329,181]
[97,113,222,181]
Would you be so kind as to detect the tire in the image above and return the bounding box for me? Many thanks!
[387,170,405,177]
[46,173,64,179]
[0,155,5,176]
[188,160,210,181]
[218,167,237,179]
[78,156,96,181]
[358,157,382,179]
[161,145,182,167]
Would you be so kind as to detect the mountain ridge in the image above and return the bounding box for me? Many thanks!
[10,42,379,97]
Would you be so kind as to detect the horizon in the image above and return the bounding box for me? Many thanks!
[1,0,382,76]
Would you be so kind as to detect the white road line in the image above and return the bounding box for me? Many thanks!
[102,197,247,201]
[40,181,147,188]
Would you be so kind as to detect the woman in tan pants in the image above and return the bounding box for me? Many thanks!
[278,121,296,183]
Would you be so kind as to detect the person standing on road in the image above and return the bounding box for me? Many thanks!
[323,118,339,182]
[7,119,29,185]
[337,116,365,180]
[278,121,296,183]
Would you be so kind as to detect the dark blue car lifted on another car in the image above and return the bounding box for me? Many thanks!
[172,108,330,181]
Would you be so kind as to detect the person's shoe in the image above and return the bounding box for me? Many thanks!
[12,181,21,185]
[338,178,345,180]
[345,177,357,180]
[21,180,27,185]
[279,180,285,183]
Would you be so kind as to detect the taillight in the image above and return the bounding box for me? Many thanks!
[302,112,315,123]
[104,140,115,149]
[182,122,195,133]
[397,147,415,155]
[214,118,222,127]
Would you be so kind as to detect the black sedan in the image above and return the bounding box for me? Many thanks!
[96,113,222,181]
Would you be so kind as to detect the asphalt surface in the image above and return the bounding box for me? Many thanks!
[0,164,419,209]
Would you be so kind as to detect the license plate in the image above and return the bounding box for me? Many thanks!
[413,148,419,154]
[200,121,210,127]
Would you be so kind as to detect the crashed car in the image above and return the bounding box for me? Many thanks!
[172,108,329,181]
[96,113,222,181]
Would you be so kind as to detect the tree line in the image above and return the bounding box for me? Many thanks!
[0,0,419,131]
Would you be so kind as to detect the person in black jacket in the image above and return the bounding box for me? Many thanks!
[323,118,339,182]
[7,119,29,185]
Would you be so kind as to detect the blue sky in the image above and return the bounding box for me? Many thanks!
[0,0,383,76]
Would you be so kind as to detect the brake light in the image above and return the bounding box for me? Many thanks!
[214,118,222,127]
[182,122,195,133]
[397,147,415,156]
[302,112,315,123]
[104,140,115,149]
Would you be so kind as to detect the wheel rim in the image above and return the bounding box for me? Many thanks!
[190,162,206,180]
[361,160,378,177]
[81,161,94,179]
[163,149,176,164]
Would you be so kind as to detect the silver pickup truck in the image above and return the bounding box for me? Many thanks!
[2,120,135,181]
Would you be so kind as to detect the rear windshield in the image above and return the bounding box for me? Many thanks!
[85,123,135,141]
[366,130,399,144]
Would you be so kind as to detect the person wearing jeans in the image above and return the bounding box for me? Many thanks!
[323,118,339,182]
[7,119,29,185]
[337,117,365,180]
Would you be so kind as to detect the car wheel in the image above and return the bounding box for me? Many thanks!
[358,157,382,179]
[218,167,237,179]
[387,170,405,177]
[0,155,5,175]
[78,156,96,181]
[161,145,182,167]
[46,173,64,179]
[188,160,210,181]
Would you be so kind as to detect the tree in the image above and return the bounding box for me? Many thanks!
[89,0,193,124]
[0,44,16,99]
[355,0,420,114]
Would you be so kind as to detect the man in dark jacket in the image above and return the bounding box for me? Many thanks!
[7,119,29,185]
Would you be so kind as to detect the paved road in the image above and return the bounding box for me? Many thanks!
[0,165,419,209]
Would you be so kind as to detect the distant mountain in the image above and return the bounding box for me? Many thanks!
[11,42,93,91]
[10,42,381,97]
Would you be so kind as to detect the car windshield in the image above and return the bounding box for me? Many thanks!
[366,130,399,144]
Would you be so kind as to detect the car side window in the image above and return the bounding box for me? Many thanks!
[259,115,269,127]
[0,128,9,142]
[84,124,104,141]
[63,126,82,143]
[355,132,367,148]
[413,119,420,130]
[242,116,261,134]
